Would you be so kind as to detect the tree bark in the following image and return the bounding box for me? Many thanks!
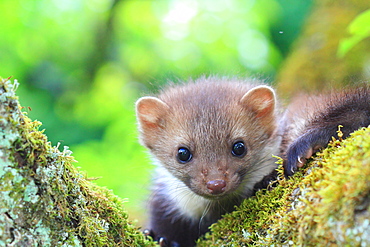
[0,77,154,246]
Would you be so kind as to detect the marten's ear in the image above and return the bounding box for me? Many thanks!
[136,96,170,133]
[240,85,276,118]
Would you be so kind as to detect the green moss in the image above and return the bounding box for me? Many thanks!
[198,127,370,246]
[0,78,156,246]
[3,76,368,246]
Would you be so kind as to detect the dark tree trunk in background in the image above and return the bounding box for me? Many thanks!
[276,0,370,98]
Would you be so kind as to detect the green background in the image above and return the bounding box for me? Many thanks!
[0,0,312,223]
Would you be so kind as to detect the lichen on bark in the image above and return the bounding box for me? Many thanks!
[0,77,155,246]
[1,75,369,246]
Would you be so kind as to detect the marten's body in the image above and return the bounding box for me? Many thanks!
[282,87,370,175]
[135,78,370,247]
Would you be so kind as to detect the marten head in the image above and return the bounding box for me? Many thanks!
[136,78,278,199]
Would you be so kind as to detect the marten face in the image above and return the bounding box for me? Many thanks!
[136,80,278,199]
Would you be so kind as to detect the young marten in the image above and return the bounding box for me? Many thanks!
[135,77,370,247]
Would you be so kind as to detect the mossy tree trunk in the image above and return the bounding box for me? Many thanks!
[0,78,155,246]
[198,127,370,246]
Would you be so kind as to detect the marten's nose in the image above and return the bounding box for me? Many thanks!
[207,180,226,194]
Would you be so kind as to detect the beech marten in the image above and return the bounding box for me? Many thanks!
[135,77,370,247]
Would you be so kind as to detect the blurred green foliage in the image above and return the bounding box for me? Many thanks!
[338,9,370,57]
[0,0,312,222]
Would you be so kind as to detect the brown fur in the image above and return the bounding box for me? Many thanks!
[137,78,280,199]
[283,86,370,175]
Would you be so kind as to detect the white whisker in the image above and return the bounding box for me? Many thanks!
[198,200,212,234]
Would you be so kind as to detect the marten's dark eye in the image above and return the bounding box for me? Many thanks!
[232,141,246,157]
[177,147,192,163]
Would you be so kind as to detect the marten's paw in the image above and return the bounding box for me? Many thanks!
[284,129,331,176]
[143,229,180,247]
